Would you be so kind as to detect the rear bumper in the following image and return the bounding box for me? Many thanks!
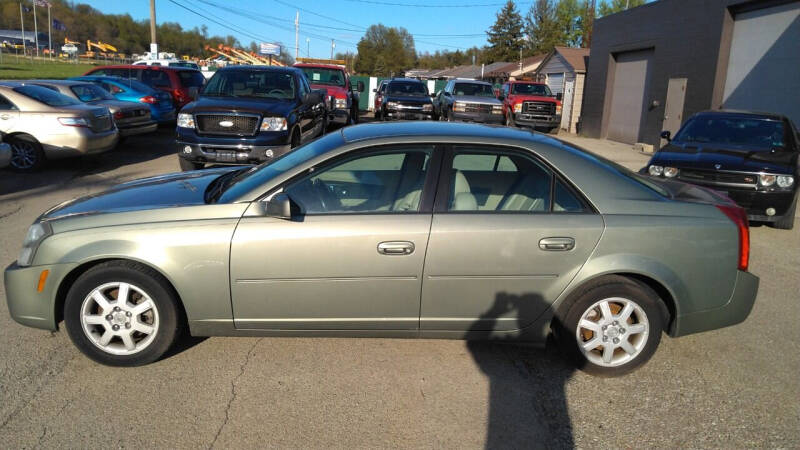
[452,111,504,124]
[118,121,158,137]
[513,112,561,129]
[4,262,78,331]
[671,270,759,337]
[40,128,119,159]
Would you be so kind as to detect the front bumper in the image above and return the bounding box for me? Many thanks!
[40,127,119,159]
[118,121,158,137]
[176,128,292,165]
[384,110,435,121]
[722,189,796,222]
[671,270,759,337]
[0,142,10,168]
[4,262,78,331]
[330,108,351,125]
[452,111,504,124]
[513,112,561,129]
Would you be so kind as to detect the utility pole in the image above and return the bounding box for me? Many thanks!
[585,0,596,48]
[47,3,51,59]
[20,3,25,58]
[32,0,39,58]
[330,39,335,60]
[306,38,310,57]
[149,0,158,58]
[294,11,299,60]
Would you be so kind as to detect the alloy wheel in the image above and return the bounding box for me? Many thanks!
[10,140,38,170]
[575,297,649,367]
[80,281,160,356]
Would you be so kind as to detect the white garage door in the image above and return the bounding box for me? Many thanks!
[546,73,564,95]
[723,1,800,126]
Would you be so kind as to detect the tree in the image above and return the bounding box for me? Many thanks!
[598,0,646,17]
[486,0,524,63]
[525,0,561,53]
[354,24,416,76]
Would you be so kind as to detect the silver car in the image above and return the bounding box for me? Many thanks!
[0,82,118,171]
[4,122,758,375]
[27,79,157,138]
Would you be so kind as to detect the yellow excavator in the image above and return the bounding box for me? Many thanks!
[82,40,122,59]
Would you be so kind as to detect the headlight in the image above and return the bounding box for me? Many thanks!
[663,167,679,178]
[57,117,88,127]
[334,98,347,110]
[648,165,664,176]
[513,103,522,113]
[386,101,398,110]
[177,113,195,129]
[776,175,794,188]
[17,222,52,267]
[454,102,466,112]
[260,117,287,132]
[556,104,562,114]
[422,104,433,112]
[492,105,503,115]
[759,174,776,186]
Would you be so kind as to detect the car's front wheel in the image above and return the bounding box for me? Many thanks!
[554,276,664,376]
[64,261,182,366]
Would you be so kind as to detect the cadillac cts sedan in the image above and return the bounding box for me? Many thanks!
[4,122,758,376]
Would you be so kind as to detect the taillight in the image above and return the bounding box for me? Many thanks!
[717,204,750,271]
[139,96,157,104]
[113,111,124,120]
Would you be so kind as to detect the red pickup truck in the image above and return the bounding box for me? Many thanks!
[499,81,562,134]
[294,63,363,126]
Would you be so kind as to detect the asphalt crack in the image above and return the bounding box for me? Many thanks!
[208,339,262,450]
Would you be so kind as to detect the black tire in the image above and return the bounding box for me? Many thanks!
[8,134,45,172]
[351,107,359,124]
[772,193,797,230]
[553,275,665,377]
[178,157,204,171]
[63,261,182,367]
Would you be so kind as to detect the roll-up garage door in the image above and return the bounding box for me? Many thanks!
[606,49,653,144]
[546,73,564,95]
[723,1,800,126]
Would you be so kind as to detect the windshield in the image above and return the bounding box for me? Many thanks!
[387,81,428,96]
[202,70,296,99]
[299,67,345,87]
[70,84,114,102]
[217,132,345,203]
[672,116,786,150]
[14,85,80,106]
[512,83,552,96]
[453,83,495,97]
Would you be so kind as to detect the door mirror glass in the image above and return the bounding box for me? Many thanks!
[660,130,671,141]
[264,192,293,219]
[555,92,563,101]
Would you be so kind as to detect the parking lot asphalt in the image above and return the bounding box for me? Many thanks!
[1,124,798,448]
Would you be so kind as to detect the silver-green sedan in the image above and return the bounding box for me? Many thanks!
[4,122,759,376]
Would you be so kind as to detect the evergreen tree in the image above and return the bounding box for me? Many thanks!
[486,0,524,63]
[525,0,560,53]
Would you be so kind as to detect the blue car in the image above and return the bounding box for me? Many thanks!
[69,76,176,124]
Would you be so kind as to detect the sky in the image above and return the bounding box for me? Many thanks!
[78,0,536,59]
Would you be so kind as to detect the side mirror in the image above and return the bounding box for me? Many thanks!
[264,192,293,219]
[660,130,671,141]
[555,92,563,101]
[304,91,322,105]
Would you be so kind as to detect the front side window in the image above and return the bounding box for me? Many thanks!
[285,146,433,214]
[447,147,554,212]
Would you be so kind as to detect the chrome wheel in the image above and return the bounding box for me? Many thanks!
[575,297,649,367]
[10,139,39,169]
[80,282,160,356]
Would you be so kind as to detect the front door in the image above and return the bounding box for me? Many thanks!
[230,145,439,330]
[420,146,604,332]
[662,78,687,148]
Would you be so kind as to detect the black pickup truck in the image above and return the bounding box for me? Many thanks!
[176,66,327,170]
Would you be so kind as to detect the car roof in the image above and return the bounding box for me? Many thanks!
[294,63,345,70]
[342,121,542,143]
[388,78,424,84]
[509,80,546,85]
[693,109,788,122]
[452,79,492,86]
[88,64,196,72]
[26,79,88,86]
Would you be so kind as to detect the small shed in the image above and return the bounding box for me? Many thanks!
[535,47,590,134]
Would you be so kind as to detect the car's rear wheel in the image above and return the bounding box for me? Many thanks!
[64,261,181,366]
[8,134,45,172]
[554,276,664,376]
[178,157,204,171]
[772,194,796,230]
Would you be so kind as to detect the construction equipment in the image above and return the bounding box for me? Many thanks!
[83,40,119,59]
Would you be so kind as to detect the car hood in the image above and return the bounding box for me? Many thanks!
[453,95,502,105]
[183,96,295,116]
[507,94,559,104]
[41,167,241,221]
[386,95,432,104]
[652,142,798,174]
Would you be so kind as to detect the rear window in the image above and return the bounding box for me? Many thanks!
[14,85,80,106]
[177,70,205,88]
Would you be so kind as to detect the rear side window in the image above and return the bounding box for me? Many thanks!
[177,71,205,88]
[141,69,171,88]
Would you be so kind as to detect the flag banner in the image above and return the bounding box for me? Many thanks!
[52,18,66,31]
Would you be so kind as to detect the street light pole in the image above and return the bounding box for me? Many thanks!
[149,0,158,58]
[306,38,310,58]
[330,39,335,60]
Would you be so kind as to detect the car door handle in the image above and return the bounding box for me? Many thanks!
[377,241,415,255]
[539,237,575,251]
[0,114,9,120]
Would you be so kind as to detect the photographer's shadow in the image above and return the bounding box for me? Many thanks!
[466,292,575,449]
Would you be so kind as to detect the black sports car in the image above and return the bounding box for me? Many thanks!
[644,110,798,229]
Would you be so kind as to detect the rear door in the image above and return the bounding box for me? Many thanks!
[420,145,604,332]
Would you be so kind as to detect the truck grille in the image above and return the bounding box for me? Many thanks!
[678,169,756,186]
[464,103,493,113]
[196,114,259,136]
[397,101,425,110]
[522,101,555,115]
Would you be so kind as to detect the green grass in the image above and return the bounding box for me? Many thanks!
[0,59,97,80]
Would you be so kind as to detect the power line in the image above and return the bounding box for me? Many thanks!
[166,0,273,44]
[342,0,507,7]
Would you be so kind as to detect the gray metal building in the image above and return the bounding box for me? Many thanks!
[580,0,800,146]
